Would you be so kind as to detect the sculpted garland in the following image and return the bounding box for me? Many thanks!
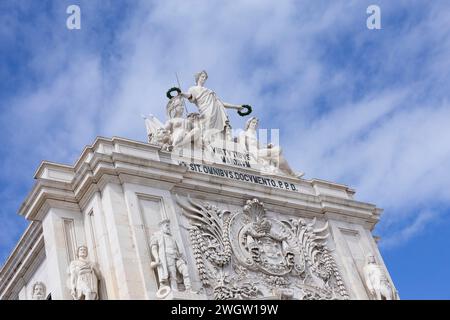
[177,197,349,300]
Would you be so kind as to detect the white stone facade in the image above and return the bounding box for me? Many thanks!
[0,136,398,300]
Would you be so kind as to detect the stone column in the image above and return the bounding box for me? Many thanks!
[99,176,146,299]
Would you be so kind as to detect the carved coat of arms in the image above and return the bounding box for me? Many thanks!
[177,197,349,300]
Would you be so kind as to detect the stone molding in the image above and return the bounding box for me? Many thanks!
[19,137,380,228]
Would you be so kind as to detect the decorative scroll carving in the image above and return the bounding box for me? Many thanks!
[177,197,349,300]
[181,198,232,272]
[214,282,259,300]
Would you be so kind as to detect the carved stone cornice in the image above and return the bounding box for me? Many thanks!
[0,221,44,299]
[18,136,381,230]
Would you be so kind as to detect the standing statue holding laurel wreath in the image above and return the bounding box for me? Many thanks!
[167,70,252,142]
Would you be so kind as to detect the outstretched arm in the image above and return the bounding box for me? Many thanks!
[223,102,243,110]
[180,92,192,100]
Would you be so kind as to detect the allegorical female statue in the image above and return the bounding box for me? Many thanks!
[69,245,100,300]
[180,70,245,141]
[31,281,46,300]
[238,117,300,177]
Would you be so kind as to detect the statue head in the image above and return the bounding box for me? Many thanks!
[32,281,46,300]
[366,253,376,265]
[76,245,88,259]
[166,95,184,119]
[159,218,171,234]
[195,70,208,86]
[245,117,259,131]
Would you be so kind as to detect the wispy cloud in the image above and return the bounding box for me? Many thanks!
[1,0,450,265]
[379,210,437,249]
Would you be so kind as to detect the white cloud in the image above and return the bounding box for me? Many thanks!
[1,0,450,261]
[379,210,437,249]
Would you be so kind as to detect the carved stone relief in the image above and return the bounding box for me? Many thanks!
[31,281,46,300]
[143,70,300,178]
[177,197,349,300]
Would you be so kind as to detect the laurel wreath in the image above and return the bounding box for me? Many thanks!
[166,87,251,117]
[166,87,181,99]
[238,104,252,116]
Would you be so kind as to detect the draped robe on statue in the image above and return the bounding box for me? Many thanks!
[188,85,228,136]
[69,259,98,299]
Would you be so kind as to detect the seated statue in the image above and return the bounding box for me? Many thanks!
[143,96,202,151]
[165,96,203,150]
[363,253,396,300]
[164,95,189,149]
[69,246,100,300]
[238,117,301,177]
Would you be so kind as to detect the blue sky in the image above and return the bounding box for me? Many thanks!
[1,0,449,299]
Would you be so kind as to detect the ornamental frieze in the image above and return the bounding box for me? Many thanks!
[177,197,349,300]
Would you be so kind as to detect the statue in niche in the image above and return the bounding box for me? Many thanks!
[31,281,46,300]
[69,245,100,300]
[238,117,301,177]
[179,70,245,142]
[363,253,395,300]
[150,219,192,295]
